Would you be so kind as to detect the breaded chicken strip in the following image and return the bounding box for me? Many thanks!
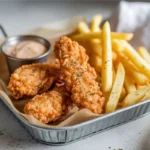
[24,90,63,123]
[54,36,105,114]
[8,63,59,99]
[53,85,73,115]
[24,85,72,124]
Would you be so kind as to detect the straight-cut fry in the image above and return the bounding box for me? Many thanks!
[90,14,102,32]
[106,63,125,113]
[71,32,133,41]
[89,54,102,73]
[124,76,136,93]
[138,46,150,64]
[112,39,125,52]
[121,41,150,77]
[112,65,116,83]
[77,21,90,33]
[119,87,127,102]
[112,33,133,41]
[140,86,150,102]
[101,22,113,92]
[122,85,150,107]
[90,40,102,56]
[117,52,149,85]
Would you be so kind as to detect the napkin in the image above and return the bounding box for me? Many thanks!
[109,1,150,50]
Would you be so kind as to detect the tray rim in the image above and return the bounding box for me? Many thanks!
[1,94,150,131]
[34,112,150,146]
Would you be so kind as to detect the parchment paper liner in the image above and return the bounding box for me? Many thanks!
[0,16,100,128]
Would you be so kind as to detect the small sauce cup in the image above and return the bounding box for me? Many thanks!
[1,35,51,74]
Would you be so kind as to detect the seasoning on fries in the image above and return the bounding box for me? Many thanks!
[106,63,125,113]
[101,21,113,92]
[122,86,150,107]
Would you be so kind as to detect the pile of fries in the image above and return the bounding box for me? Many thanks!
[71,15,150,113]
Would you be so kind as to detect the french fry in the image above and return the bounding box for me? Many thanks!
[90,40,117,60]
[106,63,125,113]
[90,40,102,56]
[71,32,101,40]
[72,16,150,113]
[71,32,133,41]
[122,53,138,68]
[78,21,102,56]
[112,52,117,62]
[112,39,125,52]
[112,65,116,83]
[140,86,150,101]
[90,14,102,32]
[112,33,133,41]
[136,85,146,90]
[141,94,150,102]
[117,52,149,85]
[118,52,138,70]
[122,85,150,107]
[89,54,102,73]
[90,15,102,47]
[124,76,136,93]
[121,41,150,77]
[78,21,90,33]
[101,22,113,92]
[131,72,149,85]
[138,46,150,64]
[119,87,127,102]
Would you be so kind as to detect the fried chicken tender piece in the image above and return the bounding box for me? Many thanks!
[8,63,59,100]
[24,85,72,124]
[53,85,73,115]
[24,90,63,123]
[54,36,105,114]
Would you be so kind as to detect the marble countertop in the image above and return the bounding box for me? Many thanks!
[0,1,150,150]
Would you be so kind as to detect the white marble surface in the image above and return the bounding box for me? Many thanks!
[1,1,150,150]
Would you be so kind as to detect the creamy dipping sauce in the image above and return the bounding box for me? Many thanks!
[5,41,47,58]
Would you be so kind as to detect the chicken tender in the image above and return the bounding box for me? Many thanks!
[24,85,72,123]
[53,85,73,115]
[54,36,105,114]
[24,90,63,123]
[8,63,59,99]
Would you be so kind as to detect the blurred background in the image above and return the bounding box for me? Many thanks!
[0,0,149,37]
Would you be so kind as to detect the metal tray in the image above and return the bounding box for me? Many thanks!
[1,24,150,145]
[1,94,150,145]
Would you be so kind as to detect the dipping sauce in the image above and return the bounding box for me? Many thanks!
[5,41,47,58]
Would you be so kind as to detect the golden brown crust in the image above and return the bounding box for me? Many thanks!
[24,85,72,124]
[24,91,63,123]
[8,63,59,99]
[54,36,105,114]
[53,85,73,115]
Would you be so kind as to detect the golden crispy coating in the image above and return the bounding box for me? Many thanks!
[54,36,105,114]
[24,85,72,123]
[53,85,73,115]
[8,63,59,99]
[24,90,63,123]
